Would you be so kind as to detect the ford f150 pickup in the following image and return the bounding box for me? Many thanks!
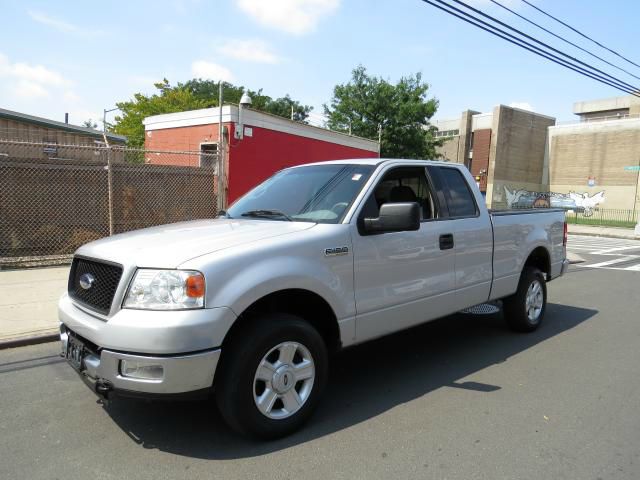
[59,159,569,438]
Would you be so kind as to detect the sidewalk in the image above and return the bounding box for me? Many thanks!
[568,223,640,240]
[0,266,69,349]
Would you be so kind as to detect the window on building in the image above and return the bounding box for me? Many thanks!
[435,129,460,138]
[200,143,218,168]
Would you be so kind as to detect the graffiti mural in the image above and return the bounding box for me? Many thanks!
[503,186,606,217]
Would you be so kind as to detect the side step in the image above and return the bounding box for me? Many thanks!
[460,303,500,315]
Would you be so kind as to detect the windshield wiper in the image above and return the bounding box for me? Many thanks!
[240,209,292,221]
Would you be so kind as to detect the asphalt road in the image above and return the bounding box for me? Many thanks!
[1,235,639,480]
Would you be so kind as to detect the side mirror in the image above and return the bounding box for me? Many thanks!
[363,202,421,234]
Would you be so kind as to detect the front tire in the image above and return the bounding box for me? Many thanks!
[215,313,328,439]
[503,267,547,332]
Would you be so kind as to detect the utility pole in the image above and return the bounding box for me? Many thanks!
[218,81,226,211]
[635,155,640,235]
[102,106,119,236]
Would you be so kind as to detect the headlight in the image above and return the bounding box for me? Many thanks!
[123,269,205,310]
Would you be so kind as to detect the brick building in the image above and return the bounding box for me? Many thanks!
[143,105,379,205]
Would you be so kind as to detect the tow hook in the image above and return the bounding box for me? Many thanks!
[95,380,113,404]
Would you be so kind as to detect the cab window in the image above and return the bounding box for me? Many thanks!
[359,167,439,222]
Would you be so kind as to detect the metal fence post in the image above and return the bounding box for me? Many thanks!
[107,146,114,236]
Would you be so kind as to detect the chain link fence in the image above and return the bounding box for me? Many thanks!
[0,140,220,268]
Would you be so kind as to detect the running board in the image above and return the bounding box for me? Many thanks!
[460,303,501,315]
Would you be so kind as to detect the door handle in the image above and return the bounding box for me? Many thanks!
[439,233,454,250]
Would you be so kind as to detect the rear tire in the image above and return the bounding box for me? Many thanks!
[503,267,547,332]
[215,313,328,439]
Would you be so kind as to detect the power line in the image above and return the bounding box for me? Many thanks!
[443,0,639,94]
[489,0,640,82]
[420,0,640,97]
[519,0,640,70]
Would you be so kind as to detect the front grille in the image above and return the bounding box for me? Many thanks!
[68,257,123,314]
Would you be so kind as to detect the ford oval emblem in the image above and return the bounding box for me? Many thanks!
[79,273,96,290]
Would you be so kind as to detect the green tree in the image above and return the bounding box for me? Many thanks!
[82,119,98,129]
[324,66,440,159]
[113,79,313,147]
[182,79,312,121]
[113,79,207,147]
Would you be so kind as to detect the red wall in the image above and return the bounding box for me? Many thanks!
[145,122,378,204]
[226,124,377,203]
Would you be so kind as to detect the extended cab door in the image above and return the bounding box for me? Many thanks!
[427,165,493,309]
[350,165,456,343]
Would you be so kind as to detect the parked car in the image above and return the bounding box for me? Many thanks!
[59,159,568,438]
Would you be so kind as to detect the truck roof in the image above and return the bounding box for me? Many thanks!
[293,158,457,168]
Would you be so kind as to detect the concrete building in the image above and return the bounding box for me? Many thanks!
[144,105,380,204]
[547,96,640,213]
[435,105,556,207]
[573,95,640,122]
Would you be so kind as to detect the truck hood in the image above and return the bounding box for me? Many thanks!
[75,219,316,268]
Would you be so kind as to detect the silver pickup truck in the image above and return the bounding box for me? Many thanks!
[59,159,568,438]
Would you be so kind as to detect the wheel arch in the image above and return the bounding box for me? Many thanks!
[523,246,551,278]
[221,288,342,355]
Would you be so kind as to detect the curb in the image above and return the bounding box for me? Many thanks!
[568,231,639,241]
[567,252,585,264]
[0,331,59,350]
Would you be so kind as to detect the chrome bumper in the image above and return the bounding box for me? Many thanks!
[60,329,220,395]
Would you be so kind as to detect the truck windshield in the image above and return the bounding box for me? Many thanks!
[226,164,375,223]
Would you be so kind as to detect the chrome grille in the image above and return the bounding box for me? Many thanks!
[68,257,123,314]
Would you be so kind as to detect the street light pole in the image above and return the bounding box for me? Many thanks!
[635,156,640,235]
[102,106,120,145]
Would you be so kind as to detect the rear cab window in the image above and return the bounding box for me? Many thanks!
[436,167,479,218]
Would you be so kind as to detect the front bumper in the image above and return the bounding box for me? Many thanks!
[60,327,220,396]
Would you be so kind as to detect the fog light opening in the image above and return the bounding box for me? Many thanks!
[120,360,164,380]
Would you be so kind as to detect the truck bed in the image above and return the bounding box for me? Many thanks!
[489,208,566,301]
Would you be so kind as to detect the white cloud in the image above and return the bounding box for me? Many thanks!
[509,102,535,112]
[191,60,234,81]
[27,10,104,36]
[13,81,49,99]
[236,0,340,35]
[216,39,282,64]
[0,52,72,100]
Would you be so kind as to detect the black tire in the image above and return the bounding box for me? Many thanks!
[503,267,547,332]
[215,313,328,439]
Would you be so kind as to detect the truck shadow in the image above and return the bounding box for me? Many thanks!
[104,302,596,459]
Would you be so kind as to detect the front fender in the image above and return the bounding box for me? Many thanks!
[210,254,353,321]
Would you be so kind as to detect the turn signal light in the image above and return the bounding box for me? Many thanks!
[186,274,205,298]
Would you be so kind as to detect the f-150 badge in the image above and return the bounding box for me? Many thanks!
[324,246,349,257]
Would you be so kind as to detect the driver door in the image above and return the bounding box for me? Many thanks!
[351,166,457,342]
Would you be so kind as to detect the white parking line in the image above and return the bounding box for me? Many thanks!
[591,246,640,254]
[584,256,639,268]
[568,235,640,271]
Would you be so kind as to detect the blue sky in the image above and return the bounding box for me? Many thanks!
[1,0,639,128]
